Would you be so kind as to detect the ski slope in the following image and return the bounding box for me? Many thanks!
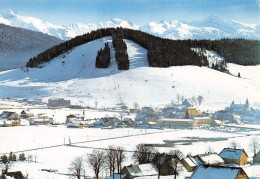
[0,37,259,111]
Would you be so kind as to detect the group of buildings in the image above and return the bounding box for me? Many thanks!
[0,98,255,129]
[119,148,255,179]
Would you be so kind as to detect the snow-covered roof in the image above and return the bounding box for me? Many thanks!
[126,163,158,177]
[197,153,224,165]
[142,107,153,113]
[182,98,197,107]
[109,174,127,179]
[219,148,247,160]
[182,156,197,167]
[190,165,244,179]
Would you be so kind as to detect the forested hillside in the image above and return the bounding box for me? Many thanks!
[26,28,260,69]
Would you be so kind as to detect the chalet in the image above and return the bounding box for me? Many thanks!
[0,111,20,127]
[141,107,154,114]
[157,118,194,129]
[229,99,250,115]
[253,151,260,164]
[181,156,197,172]
[187,165,249,179]
[47,98,71,108]
[194,153,224,166]
[219,148,248,165]
[121,163,158,179]
[193,117,217,128]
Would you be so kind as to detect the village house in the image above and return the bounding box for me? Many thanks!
[122,118,136,127]
[30,113,53,125]
[253,151,260,164]
[129,108,141,113]
[66,114,84,123]
[187,165,249,179]
[194,153,224,166]
[180,156,197,172]
[182,98,198,108]
[121,163,158,179]
[47,98,71,108]
[141,107,154,114]
[94,117,120,127]
[219,148,248,165]
[0,111,20,127]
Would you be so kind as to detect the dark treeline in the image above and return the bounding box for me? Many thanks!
[26,27,260,68]
[95,42,110,68]
[112,30,129,70]
[190,38,260,65]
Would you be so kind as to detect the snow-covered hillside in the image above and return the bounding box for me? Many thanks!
[1,10,259,40]
[0,37,259,111]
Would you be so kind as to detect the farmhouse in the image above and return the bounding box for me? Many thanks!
[158,118,194,129]
[66,114,84,123]
[121,163,158,179]
[20,110,34,118]
[193,117,217,128]
[182,98,198,108]
[219,148,248,165]
[187,165,249,179]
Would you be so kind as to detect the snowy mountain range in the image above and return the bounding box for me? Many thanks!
[0,10,259,40]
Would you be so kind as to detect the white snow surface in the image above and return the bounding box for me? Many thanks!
[0,37,259,111]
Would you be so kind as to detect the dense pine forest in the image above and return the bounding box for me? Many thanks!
[26,28,260,69]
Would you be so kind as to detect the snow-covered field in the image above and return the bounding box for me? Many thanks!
[1,123,260,178]
[0,37,259,112]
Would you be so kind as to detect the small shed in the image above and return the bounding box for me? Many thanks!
[121,163,158,179]
[194,153,224,166]
[180,155,197,172]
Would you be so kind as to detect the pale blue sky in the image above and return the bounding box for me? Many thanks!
[1,0,260,25]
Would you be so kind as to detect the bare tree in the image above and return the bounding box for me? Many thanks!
[0,155,13,174]
[115,146,126,174]
[133,144,157,164]
[27,154,33,163]
[88,150,105,179]
[230,141,240,149]
[197,95,204,106]
[249,137,260,155]
[181,96,184,103]
[133,102,139,109]
[169,150,184,179]
[68,156,85,179]
[118,112,125,121]
[176,94,181,103]
[105,145,117,177]
[205,146,215,154]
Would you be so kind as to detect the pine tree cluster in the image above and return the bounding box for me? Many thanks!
[95,42,111,68]
[26,27,260,68]
[112,30,129,70]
